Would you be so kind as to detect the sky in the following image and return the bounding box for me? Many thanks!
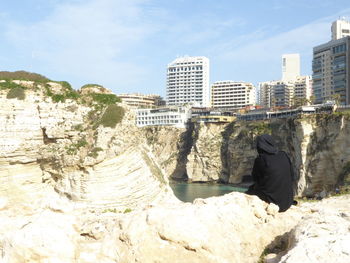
[1,0,350,97]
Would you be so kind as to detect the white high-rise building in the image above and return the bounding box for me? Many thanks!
[313,19,350,105]
[282,54,300,81]
[332,18,350,40]
[211,81,256,109]
[166,56,210,107]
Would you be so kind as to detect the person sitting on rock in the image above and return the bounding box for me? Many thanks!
[246,134,295,212]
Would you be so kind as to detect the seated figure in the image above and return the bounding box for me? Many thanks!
[246,134,294,212]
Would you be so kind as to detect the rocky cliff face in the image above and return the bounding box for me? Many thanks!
[161,115,350,197]
[0,81,174,211]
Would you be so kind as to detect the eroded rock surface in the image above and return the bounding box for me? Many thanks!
[1,191,349,263]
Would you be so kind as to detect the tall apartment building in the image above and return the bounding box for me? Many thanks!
[166,56,210,107]
[312,19,350,105]
[259,82,271,108]
[211,81,256,109]
[282,54,300,81]
[259,81,294,108]
[294,76,312,101]
[331,18,350,40]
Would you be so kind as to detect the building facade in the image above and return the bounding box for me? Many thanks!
[118,93,165,108]
[332,18,350,40]
[282,54,300,81]
[210,81,256,109]
[259,81,294,108]
[259,53,312,108]
[136,106,191,128]
[166,56,210,107]
[259,76,312,108]
[294,76,312,103]
[258,82,272,108]
[312,20,350,105]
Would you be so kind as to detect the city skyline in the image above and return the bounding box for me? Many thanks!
[1,0,350,97]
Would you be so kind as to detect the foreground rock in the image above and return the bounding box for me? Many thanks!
[278,195,350,263]
[2,192,349,263]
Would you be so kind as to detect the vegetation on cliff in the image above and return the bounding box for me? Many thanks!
[6,87,26,100]
[0,70,50,82]
[98,104,125,128]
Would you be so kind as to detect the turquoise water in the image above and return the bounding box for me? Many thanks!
[170,182,247,203]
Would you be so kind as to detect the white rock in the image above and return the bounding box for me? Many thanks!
[0,197,7,210]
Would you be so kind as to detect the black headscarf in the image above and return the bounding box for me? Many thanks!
[256,134,278,154]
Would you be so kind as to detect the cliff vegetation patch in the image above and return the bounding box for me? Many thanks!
[98,104,125,128]
[88,147,103,158]
[65,138,88,155]
[6,86,26,100]
[44,82,80,103]
[0,70,50,82]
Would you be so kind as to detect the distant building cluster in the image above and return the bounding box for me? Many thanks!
[124,18,350,127]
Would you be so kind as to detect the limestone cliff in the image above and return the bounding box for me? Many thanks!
[0,80,174,211]
[155,115,350,197]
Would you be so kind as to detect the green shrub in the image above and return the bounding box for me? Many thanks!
[88,147,103,158]
[81,84,104,89]
[73,124,84,131]
[0,81,25,90]
[99,105,125,128]
[65,139,88,155]
[76,139,88,148]
[123,208,132,213]
[54,81,72,91]
[45,81,80,103]
[91,93,121,105]
[0,71,50,82]
[6,87,26,100]
[249,122,272,136]
[52,94,65,102]
[65,90,80,100]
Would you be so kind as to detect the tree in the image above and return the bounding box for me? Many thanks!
[331,93,341,106]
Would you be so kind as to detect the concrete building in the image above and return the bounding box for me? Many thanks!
[259,82,272,108]
[259,53,312,108]
[259,81,294,108]
[332,18,350,40]
[282,54,300,81]
[294,76,312,103]
[190,108,235,123]
[136,106,191,128]
[119,93,165,108]
[166,56,210,107]
[312,20,350,105]
[210,81,256,109]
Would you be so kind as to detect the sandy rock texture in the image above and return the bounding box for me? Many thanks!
[0,82,174,211]
[1,191,349,263]
[279,195,350,263]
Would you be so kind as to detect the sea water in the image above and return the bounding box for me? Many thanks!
[170,182,247,203]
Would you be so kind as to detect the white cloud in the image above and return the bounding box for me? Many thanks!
[5,0,156,91]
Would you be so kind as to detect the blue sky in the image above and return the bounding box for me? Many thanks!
[1,0,350,96]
